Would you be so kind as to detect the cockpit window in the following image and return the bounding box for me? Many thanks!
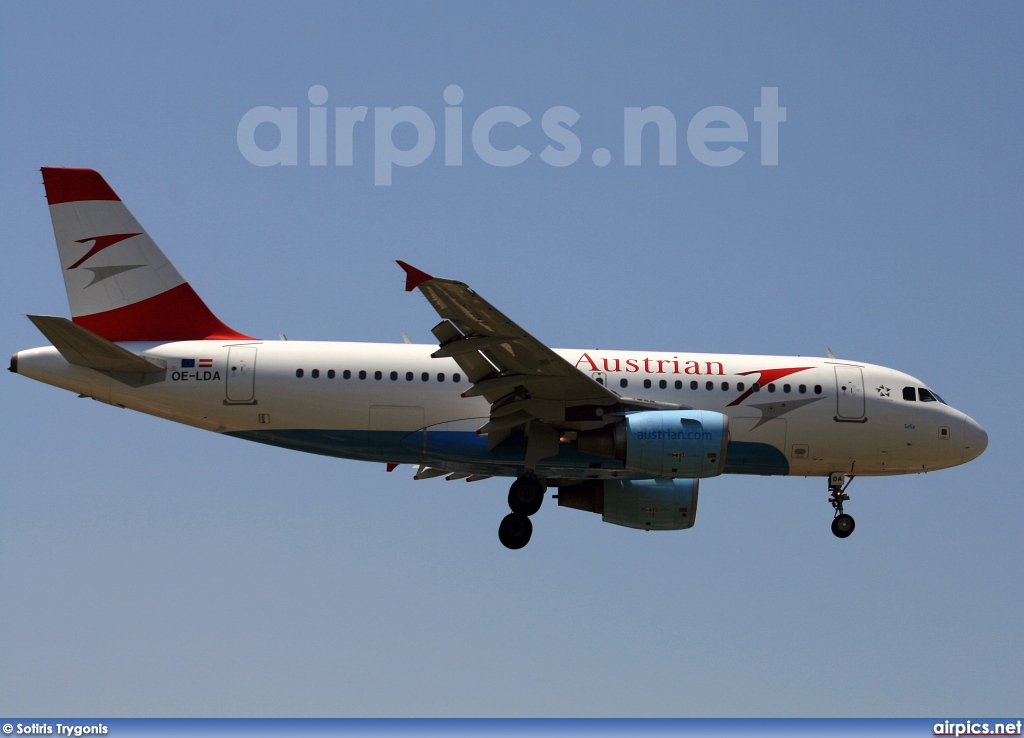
[903,387,916,401]
[918,388,937,402]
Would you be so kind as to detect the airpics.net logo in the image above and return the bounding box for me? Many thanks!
[236,85,786,185]
[934,720,1023,737]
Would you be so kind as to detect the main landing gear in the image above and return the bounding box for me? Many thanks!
[828,471,856,538]
[498,475,546,550]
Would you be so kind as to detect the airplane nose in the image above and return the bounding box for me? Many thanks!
[962,416,988,463]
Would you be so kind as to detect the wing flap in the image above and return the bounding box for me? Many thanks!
[431,319,498,384]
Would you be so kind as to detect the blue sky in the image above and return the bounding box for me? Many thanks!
[1,1,1021,717]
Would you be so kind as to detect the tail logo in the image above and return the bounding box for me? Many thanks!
[67,233,141,270]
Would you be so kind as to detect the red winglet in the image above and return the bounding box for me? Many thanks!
[396,260,434,292]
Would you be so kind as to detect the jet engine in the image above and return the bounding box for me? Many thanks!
[556,478,699,530]
[577,409,729,478]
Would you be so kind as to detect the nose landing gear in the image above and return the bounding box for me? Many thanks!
[499,475,546,549]
[828,471,856,538]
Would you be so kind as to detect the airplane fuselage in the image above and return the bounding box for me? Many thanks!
[12,341,985,480]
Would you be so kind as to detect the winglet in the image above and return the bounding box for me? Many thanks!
[396,261,434,292]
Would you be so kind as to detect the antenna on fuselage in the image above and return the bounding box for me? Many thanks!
[827,347,836,359]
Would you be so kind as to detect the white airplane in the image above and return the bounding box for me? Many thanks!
[12,168,988,549]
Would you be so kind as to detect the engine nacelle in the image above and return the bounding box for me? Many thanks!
[557,478,699,531]
[578,409,729,478]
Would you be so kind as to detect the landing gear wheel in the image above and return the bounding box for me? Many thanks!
[827,472,856,538]
[498,512,533,550]
[831,513,855,538]
[508,476,545,516]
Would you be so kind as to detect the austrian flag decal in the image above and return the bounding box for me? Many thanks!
[181,359,214,368]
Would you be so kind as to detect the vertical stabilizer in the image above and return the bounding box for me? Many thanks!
[40,167,252,342]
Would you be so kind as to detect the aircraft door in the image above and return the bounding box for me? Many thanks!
[226,346,257,404]
[834,365,865,421]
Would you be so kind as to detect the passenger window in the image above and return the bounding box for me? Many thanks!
[753,383,761,392]
[721,382,729,391]
[798,384,806,394]
[659,379,667,389]
[783,384,790,393]
[374,371,382,380]
[453,373,461,383]
[620,378,628,388]
[768,384,776,393]
[643,379,652,389]
[674,380,682,389]
[295,368,304,378]
[343,370,351,380]
[312,369,320,378]
[437,373,445,382]
[328,369,336,379]
[690,381,698,390]
[358,370,366,380]
[814,384,822,394]
[421,372,429,381]
[390,371,398,381]
[737,382,745,391]
[406,371,414,381]
[918,388,937,402]
[705,381,713,391]
[903,387,916,401]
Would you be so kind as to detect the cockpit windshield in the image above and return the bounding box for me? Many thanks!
[903,386,947,404]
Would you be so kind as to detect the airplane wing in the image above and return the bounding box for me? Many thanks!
[397,262,680,464]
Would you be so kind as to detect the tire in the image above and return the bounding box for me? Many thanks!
[508,476,544,516]
[831,513,856,538]
[498,512,533,549]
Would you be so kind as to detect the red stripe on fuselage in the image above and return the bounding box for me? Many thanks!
[727,366,814,406]
[41,167,121,205]
[72,283,254,342]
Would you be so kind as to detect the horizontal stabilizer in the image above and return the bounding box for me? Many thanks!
[27,315,166,386]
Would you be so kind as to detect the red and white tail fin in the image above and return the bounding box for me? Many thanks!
[40,167,252,342]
